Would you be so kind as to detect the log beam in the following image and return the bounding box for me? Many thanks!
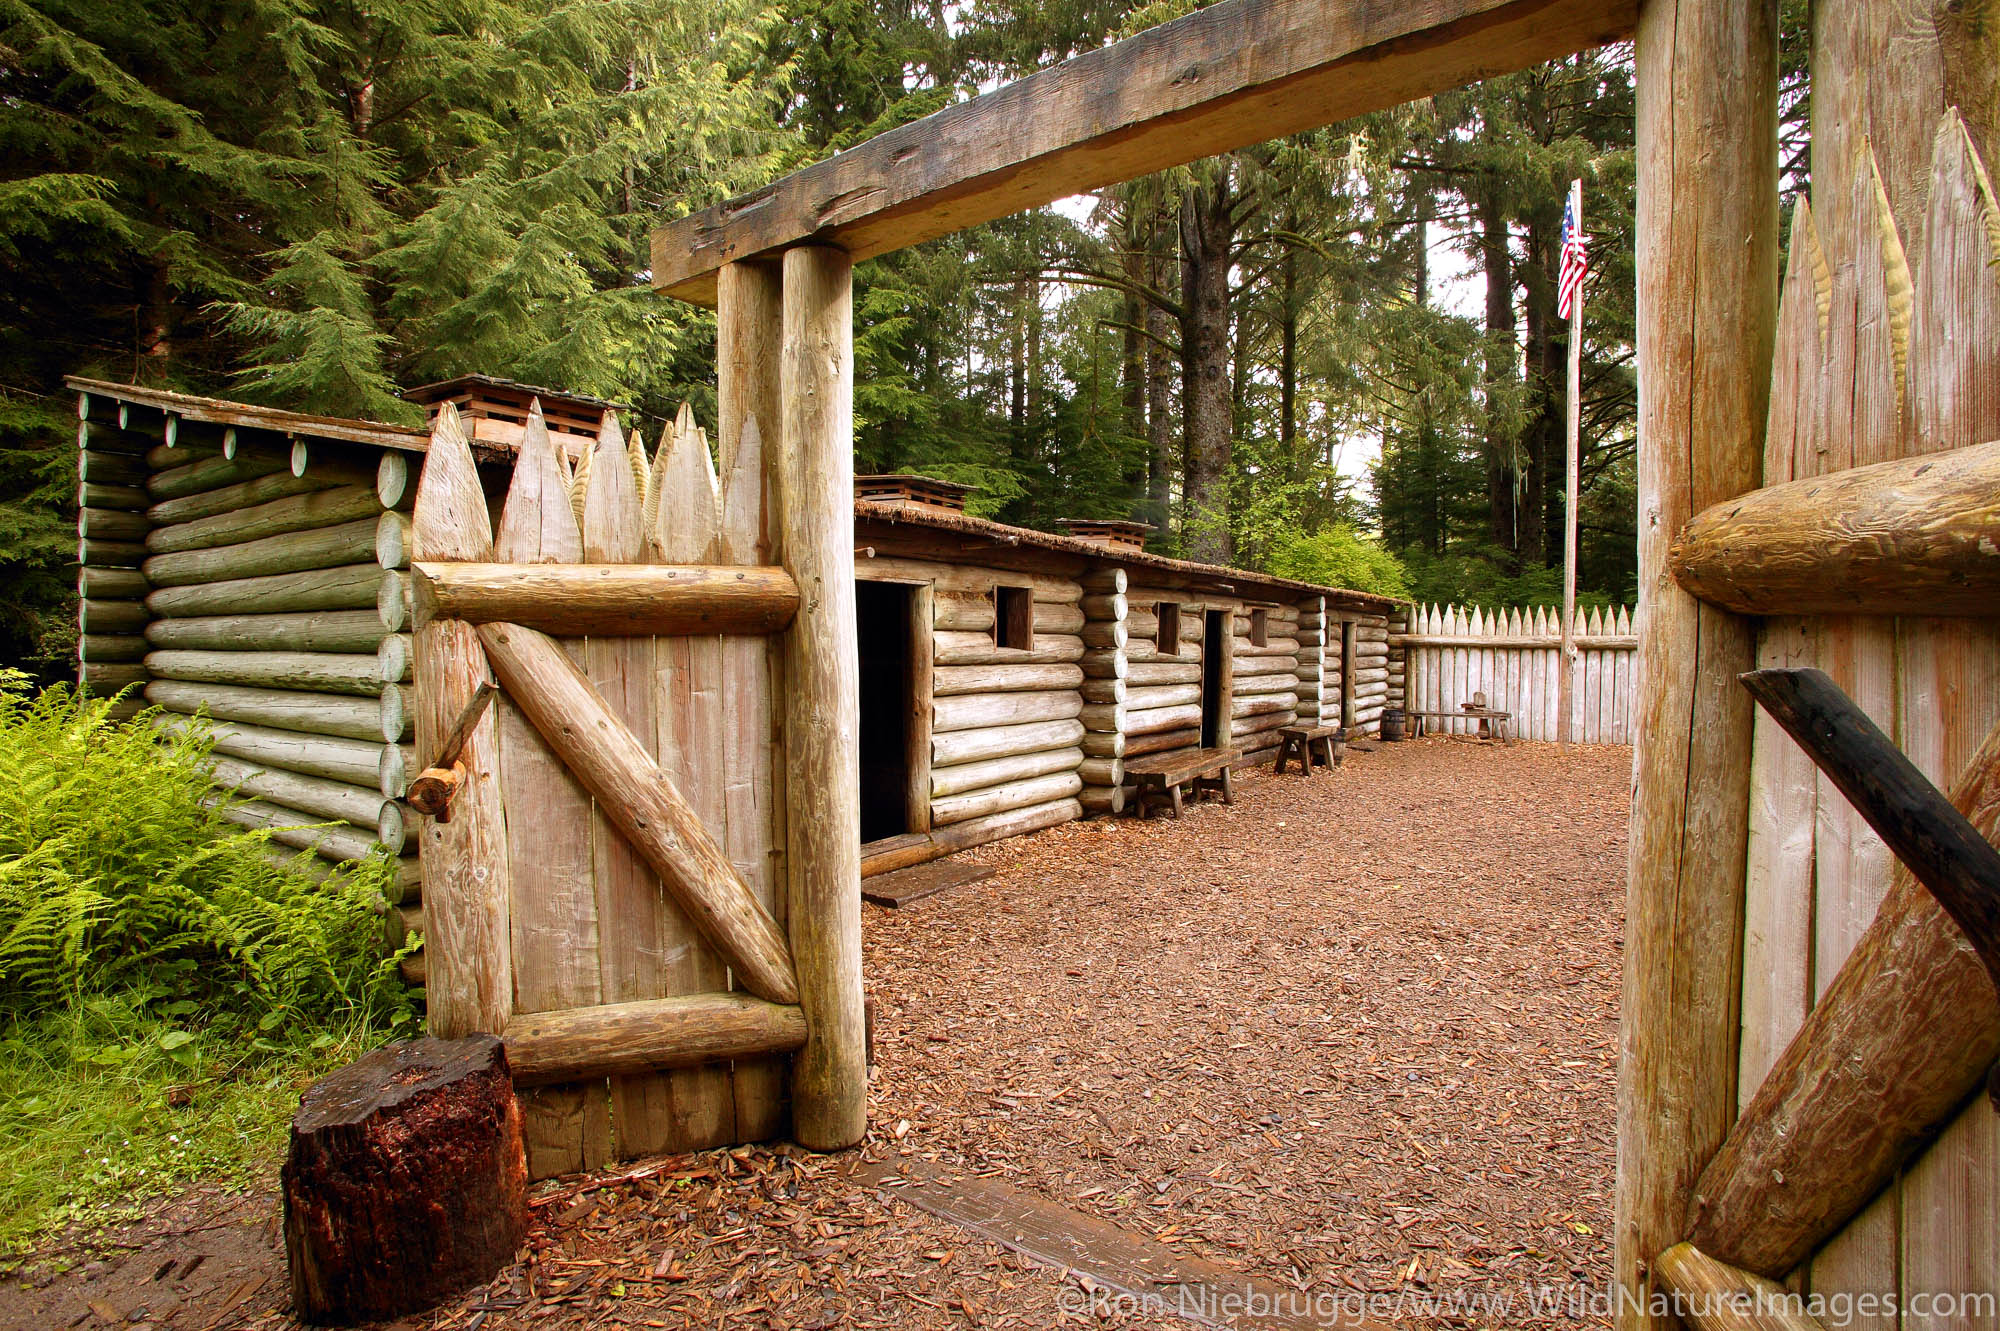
[503,993,809,1087]
[1652,1244,1829,1331]
[649,0,1635,303]
[412,562,799,636]
[1669,436,2000,616]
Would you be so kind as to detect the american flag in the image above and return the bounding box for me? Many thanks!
[1557,189,1587,321]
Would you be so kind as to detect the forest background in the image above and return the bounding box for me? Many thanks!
[0,0,1811,679]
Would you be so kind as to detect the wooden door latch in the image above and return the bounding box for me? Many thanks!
[406,683,496,824]
[1742,667,2000,1105]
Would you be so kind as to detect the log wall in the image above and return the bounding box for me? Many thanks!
[73,388,422,904]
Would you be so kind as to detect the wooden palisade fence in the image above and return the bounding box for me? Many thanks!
[1397,604,1637,744]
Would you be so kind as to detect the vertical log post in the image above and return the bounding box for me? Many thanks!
[1616,2,1777,1325]
[717,258,792,1143]
[779,244,867,1150]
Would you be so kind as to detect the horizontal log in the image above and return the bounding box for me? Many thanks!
[1078,592,1126,621]
[1233,654,1300,678]
[1078,677,1125,705]
[79,507,150,542]
[859,796,1080,877]
[378,570,410,632]
[1077,785,1125,817]
[147,563,388,618]
[1076,702,1124,732]
[1233,695,1291,719]
[1078,568,1126,594]
[854,557,1081,601]
[146,468,335,526]
[932,771,1083,826]
[1126,660,1201,686]
[1080,621,1128,651]
[1391,633,1636,650]
[1234,673,1298,697]
[157,713,400,793]
[147,649,389,697]
[147,448,290,501]
[78,450,151,489]
[1126,703,1201,736]
[412,562,799,636]
[503,993,808,1088]
[1080,730,1125,759]
[1126,610,1205,642]
[930,746,1083,798]
[1231,710,1294,737]
[650,0,1630,302]
[147,609,389,654]
[80,599,150,635]
[208,754,397,842]
[1124,726,1200,758]
[934,630,1084,665]
[79,634,147,662]
[146,486,388,555]
[1235,637,1301,658]
[142,514,403,587]
[79,567,148,599]
[1670,436,2000,616]
[932,717,1085,768]
[1125,683,1199,711]
[1077,756,1123,787]
[75,418,154,455]
[932,596,1086,634]
[932,689,1082,733]
[377,635,410,684]
[931,662,1083,697]
[78,538,147,567]
[1078,651,1128,680]
[145,679,405,743]
[215,796,396,864]
[1653,1244,1827,1331]
[78,661,146,691]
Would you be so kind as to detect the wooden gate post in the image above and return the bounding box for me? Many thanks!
[1616,1,1777,1325]
[778,244,868,1150]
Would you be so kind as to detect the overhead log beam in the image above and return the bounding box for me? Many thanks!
[1670,436,2000,616]
[648,0,1637,304]
[412,561,798,636]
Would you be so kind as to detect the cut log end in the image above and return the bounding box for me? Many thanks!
[283,1034,526,1325]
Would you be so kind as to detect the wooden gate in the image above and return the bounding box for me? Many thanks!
[409,250,864,1174]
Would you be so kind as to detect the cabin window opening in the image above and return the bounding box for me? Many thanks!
[1156,601,1181,656]
[1250,608,1269,647]
[994,585,1034,650]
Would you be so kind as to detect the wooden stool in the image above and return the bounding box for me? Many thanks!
[1275,725,1344,775]
[1124,746,1237,818]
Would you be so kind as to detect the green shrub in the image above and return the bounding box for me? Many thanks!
[1267,525,1412,600]
[0,680,418,1251]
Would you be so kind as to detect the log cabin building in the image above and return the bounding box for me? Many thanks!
[68,374,1404,919]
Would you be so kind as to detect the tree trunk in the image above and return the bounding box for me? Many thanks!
[283,1035,526,1324]
[1280,249,1298,448]
[1475,185,1521,567]
[1179,175,1235,565]
[1144,211,1176,539]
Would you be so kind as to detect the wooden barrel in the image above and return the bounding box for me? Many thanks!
[1379,707,1406,741]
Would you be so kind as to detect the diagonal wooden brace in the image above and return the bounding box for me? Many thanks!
[408,682,496,824]
[475,620,800,1006]
[1741,666,2000,1099]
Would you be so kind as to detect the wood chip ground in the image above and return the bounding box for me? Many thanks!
[2,738,1628,1329]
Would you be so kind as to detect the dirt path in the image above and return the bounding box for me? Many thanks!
[1,738,1628,1330]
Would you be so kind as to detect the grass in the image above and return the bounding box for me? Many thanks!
[0,678,421,1257]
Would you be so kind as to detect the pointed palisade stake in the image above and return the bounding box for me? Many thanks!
[411,403,512,1038]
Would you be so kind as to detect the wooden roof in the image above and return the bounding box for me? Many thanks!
[68,377,431,452]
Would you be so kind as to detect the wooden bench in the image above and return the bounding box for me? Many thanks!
[1274,724,1344,775]
[1407,691,1513,743]
[1123,746,1237,819]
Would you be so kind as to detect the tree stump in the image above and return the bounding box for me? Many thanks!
[282,1034,527,1324]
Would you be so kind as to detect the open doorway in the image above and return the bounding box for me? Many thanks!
[1199,607,1229,749]
[857,580,924,843]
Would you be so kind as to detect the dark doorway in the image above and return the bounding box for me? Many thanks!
[1200,608,1229,749]
[857,581,919,843]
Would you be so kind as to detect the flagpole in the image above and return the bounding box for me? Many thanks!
[1560,177,1583,751]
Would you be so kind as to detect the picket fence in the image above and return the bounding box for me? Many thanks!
[1398,603,1637,745]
